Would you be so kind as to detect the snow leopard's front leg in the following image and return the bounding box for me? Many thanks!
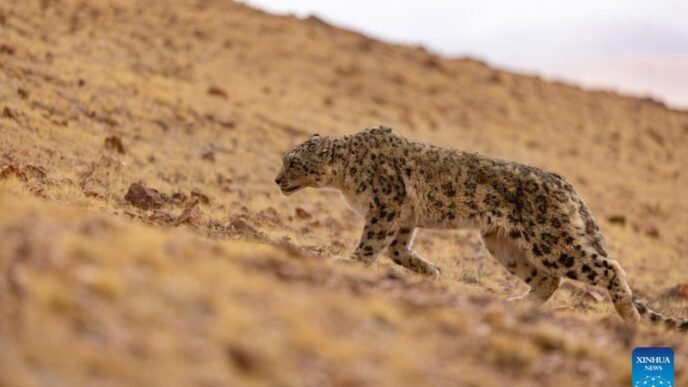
[350,206,400,264]
[387,226,441,278]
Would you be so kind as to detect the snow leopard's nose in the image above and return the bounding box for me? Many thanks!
[275,176,283,185]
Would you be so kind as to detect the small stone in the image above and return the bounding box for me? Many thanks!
[190,190,210,204]
[207,86,228,99]
[0,44,15,55]
[104,136,125,154]
[201,151,215,162]
[295,207,311,220]
[0,164,27,181]
[2,106,15,120]
[607,214,626,225]
[124,183,163,210]
[225,344,260,374]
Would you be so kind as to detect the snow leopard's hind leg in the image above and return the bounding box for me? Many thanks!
[482,230,561,304]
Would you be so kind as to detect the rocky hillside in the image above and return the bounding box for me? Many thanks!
[1,1,687,386]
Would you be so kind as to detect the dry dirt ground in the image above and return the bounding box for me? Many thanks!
[2,1,688,386]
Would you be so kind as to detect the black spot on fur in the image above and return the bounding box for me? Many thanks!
[543,260,559,269]
[566,271,577,280]
[558,253,574,268]
[442,183,456,197]
[532,245,543,256]
[540,232,558,245]
[509,230,521,239]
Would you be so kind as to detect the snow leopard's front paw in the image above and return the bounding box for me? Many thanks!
[423,263,442,280]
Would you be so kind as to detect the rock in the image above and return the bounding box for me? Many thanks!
[207,86,228,99]
[0,44,14,55]
[2,106,15,120]
[124,183,163,210]
[168,191,187,206]
[22,165,46,179]
[83,190,105,199]
[607,214,626,225]
[256,207,281,226]
[104,136,125,154]
[225,344,261,374]
[0,164,27,181]
[228,219,261,238]
[295,207,311,220]
[272,237,308,259]
[219,120,235,129]
[190,190,210,205]
[421,56,443,70]
[201,150,215,162]
[487,71,503,83]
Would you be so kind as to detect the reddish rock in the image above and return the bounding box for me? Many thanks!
[190,190,210,205]
[104,135,125,154]
[295,207,311,220]
[207,86,228,99]
[677,284,688,299]
[606,214,626,226]
[124,183,163,210]
[0,164,27,181]
[229,219,257,233]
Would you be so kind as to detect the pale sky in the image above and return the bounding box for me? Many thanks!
[244,0,688,109]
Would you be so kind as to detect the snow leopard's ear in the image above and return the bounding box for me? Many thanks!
[311,134,332,157]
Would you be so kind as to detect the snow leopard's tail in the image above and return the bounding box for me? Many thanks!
[633,298,688,332]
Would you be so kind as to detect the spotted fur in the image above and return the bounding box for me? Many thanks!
[276,126,687,331]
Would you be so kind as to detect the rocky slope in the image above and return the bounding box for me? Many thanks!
[1,0,687,386]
